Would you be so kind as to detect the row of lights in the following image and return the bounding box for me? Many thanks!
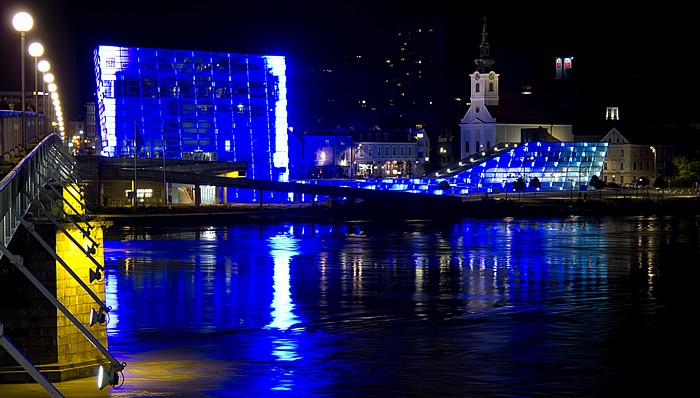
[12,11,65,143]
[10,11,114,390]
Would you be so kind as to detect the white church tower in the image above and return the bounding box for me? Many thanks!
[459,17,499,159]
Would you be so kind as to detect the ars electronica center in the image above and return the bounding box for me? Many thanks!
[94,45,607,204]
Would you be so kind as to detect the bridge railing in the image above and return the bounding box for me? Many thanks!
[0,133,68,257]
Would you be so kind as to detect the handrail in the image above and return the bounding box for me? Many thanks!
[0,134,65,255]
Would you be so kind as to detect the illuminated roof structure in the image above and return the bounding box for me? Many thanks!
[297,141,608,197]
[93,45,289,202]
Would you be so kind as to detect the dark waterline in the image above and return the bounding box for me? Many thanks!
[101,215,697,397]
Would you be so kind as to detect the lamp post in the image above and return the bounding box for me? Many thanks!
[12,11,33,146]
[28,42,44,141]
[47,80,56,132]
[650,146,657,180]
[38,60,50,133]
[568,179,574,201]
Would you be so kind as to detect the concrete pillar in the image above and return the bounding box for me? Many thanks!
[0,221,109,383]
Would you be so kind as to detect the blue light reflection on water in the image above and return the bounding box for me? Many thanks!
[101,216,697,397]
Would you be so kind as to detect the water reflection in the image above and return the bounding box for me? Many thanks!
[100,215,698,397]
[266,226,301,332]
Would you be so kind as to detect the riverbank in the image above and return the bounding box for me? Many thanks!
[90,195,700,225]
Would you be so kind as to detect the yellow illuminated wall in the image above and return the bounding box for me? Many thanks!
[62,183,84,216]
[55,221,108,366]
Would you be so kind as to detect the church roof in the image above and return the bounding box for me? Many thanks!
[486,92,572,125]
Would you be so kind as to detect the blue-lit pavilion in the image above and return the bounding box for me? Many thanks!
[297,141,608,199]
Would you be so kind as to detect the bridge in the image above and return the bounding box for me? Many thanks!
[76,155,463,210]
[0,134,126,396]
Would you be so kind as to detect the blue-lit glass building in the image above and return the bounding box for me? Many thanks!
[297,141,609,198]
[93,45,289,202]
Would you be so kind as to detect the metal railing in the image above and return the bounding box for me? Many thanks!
[0,133,125,397]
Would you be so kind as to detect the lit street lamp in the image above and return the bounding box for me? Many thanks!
[12,11,33,145]
[28,42,44,140]
[38,60,50,132]
[44,72,54,130]
[650,146,657,180]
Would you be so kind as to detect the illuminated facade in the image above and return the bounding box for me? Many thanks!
[93,45,289,202]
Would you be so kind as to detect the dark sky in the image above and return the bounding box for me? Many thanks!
[2,0,697,127]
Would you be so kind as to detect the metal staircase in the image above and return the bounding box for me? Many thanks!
[0,134,125,397]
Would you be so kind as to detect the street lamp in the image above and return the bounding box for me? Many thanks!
[38,60,50,132]
[650,146,657,180]
[12,11,33,145]
[28,42,44,140]
[44,72,54,130]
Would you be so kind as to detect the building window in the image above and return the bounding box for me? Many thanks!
[392,146,397,156]
[620,149,624,157]
[604,162,608,170]
[475,82,480,93]
[606,106,620,120]
[465,141,470,153]
[620,162,624,170]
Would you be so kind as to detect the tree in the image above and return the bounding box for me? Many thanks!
[513,177,526,199]
[589,175,606,199]
[529,177,541,195]
[653,175,667,190]
[438,180,451,191]
[672,155,700,186]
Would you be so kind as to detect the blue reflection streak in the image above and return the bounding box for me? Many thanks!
[266,228,301,332]
[105,272,120,337]
[264,226,303,392]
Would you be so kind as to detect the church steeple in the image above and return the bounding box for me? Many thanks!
[469,16,499,108]
[474,16,495,73]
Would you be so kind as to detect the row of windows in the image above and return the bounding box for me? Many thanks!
[103,56,264,73]
[357,132,417,142]
[356,145,415,158]
[108,80,272,99]
[474,82,495,93]
[604,161,654,171]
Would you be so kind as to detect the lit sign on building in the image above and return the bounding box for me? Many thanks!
[555,56,574,80]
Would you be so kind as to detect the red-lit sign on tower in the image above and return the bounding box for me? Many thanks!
[555,56,574,80]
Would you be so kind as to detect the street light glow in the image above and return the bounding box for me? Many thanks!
[12,12,33,32]
[13,11,33,145]
[38,60,50,73]
[28,42,44,57]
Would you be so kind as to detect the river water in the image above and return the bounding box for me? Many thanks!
[101,214,697,397]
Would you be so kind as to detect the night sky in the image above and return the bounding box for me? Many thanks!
[1,0,697,128]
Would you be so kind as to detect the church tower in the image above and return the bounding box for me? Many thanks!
[459,17,499,159]
[470,17,499,107]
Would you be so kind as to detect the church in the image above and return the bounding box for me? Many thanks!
[458,17,574,160]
